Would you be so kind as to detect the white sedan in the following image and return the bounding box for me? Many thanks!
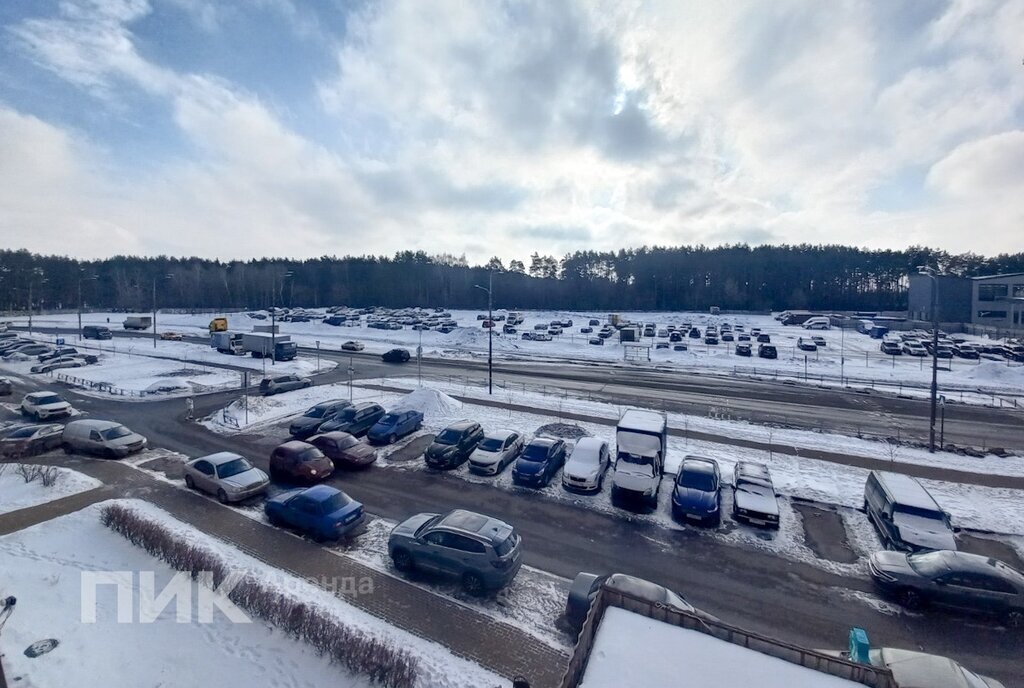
[561,437,611,493]
[468,430,524,475]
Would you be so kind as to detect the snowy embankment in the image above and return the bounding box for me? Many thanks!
[0,463,101,515]
[0,500,507,688]
[15,309,1024,398]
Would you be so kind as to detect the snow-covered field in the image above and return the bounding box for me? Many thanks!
[15,309,1024,398]
[0,500,507,688]
[0,463,101,515]
[0,338,332,398]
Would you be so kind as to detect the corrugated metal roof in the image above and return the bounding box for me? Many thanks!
[970,273,1024,281]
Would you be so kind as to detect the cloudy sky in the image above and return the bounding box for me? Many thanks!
[1,0,1022,263]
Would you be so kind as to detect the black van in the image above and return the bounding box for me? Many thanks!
[82,325,113,340]
[864,471,956,552]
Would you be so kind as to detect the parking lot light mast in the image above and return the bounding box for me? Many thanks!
[271,270,294,366]
[27,268,44,335]
[152,273,173,348]
[474,271,494,395]
[918,266,940,453]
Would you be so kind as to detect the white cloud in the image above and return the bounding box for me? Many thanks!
[2,0,1023,262]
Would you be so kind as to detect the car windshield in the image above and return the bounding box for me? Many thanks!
[378,414,399,425]
[894,505,945,522]
[337,435,360,450]
[478,437,505,452]
[298,447,325,462]
[907,551,949,577]
[520,444,550,461]
[304,406,328,418]
[6,427,37,439]
[217,458,253,478]
[101,426,132,440]
[435,429,462,445]
[677,470,715,491]
[494,533,517,557]
[321,492,351,512]
[34,394,63,405]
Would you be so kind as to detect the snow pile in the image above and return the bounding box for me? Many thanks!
[145,377,193,393]
[948,360,1024,386]
[0,464,102,515]
[391,387,463,420]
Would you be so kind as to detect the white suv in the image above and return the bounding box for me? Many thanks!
[21,391,72,421]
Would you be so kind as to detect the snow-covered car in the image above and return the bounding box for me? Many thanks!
[797,337,817,352]
[0,377,13,396]
[564,572,717,634]
[20,391,72,421]
[811,335,827,348]
[731,461,779,529]
[468,429,524,476]
[902,341,928,356]
[341,341,365,351]
[0,423,65,456]
[30,357,86,374]
[37,346,78,362]
[561,437,610,493]
[183,452,269,503]
[159,331,183,341]
[823,647,1005,688]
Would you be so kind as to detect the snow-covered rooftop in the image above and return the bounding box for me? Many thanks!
[579,607,867,688]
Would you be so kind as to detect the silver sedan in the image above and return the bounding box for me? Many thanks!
[183,452,269,503]
[468,430,523,475]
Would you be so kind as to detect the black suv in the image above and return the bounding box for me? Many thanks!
[381,348,411,363]
[82,325,113,340]
[758,343,778,359]
[424,420,484,469]
[318,402,386,437]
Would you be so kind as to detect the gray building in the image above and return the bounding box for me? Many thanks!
[907,272,1024,330]
[971,273,1024,328]
[906,273,972,323]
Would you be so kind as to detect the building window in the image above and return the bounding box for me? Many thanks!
[1012,284,1024,297]
[978,284,1008,301]
[977,310,1007,319]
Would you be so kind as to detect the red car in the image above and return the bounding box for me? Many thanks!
[308,432,377,468]
[269,440,334,483]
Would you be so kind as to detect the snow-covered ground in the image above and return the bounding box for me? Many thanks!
[0,338,331,398]
[0,463,101,515]
[15,309,1024,399]
[0,500,507,688]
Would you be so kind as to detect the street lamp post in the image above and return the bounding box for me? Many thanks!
[474,271,494,395]
[152,274,173,348]
[271,270,293,366]
[27,268,44,335]
[918,266,940,453]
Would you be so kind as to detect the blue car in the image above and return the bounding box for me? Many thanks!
[264,484,364,541]
[671,456,721,526]
[367,409,424,445]
[511,438,567,488]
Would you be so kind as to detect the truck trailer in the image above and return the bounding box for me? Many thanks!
[122,316,152,330]
[611,409,667,507]
[241,332,298,361]
[210,331,245,355]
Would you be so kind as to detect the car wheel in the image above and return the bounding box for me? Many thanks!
[267,511,283,527]
[899,589,922,610]
[1004,609,1024,629]
[311,530,326,543]
[184,475,195,490]
[462,572,485,596]
[304,381,311,388]
[388,434,397,445]
[33,412,41,422]
[62,443,74,455]
[392,548,414,572]
[216,489,229,504]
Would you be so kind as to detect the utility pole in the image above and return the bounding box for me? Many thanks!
[918,266,940,453]
[152,277,157,348]
[417,326,423,387]
[474,271,494,395]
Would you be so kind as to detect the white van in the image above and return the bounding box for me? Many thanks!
[802,316,831,330]
[62,419,147,458]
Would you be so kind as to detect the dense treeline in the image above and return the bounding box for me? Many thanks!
[2,245,1022,313]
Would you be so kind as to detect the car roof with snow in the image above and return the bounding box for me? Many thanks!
[571,437,606,453]
[194,452,246,466]
[483,429,517,441]
[873,471,941,512]
[681,456,717,474]
[735,461,772,485]
[438,509,512,542]
[618,409,666,433]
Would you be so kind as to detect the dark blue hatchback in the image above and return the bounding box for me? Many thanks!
[511,438,566,488]
[671,456,721,526]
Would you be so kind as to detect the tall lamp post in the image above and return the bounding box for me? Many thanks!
[918,266,940,453]
[152,273,174,348]
[474,271,494,395]
[271,270,294,366]
[78,270,98,341]
[27,268,45,335]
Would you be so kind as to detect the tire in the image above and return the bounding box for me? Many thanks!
[62,443,74,455]
[462,571,485,596]
[216,489,229,504]
[267,511,283,527]
[304,382,311,389]
[392,548,414,573]
[1004,609,1024,629]
[388,434,397,445]
[184,475,195,490]
[899,588,922,610]
[311,531,325,544]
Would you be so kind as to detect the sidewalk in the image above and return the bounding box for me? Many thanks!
[359,383,1024,490]
[1,457,569,688]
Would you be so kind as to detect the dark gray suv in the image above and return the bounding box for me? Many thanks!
[424,420,484,469]
[869,549,1024,628]
[388,509,522,595]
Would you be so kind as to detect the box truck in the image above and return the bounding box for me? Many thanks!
[210,331,245,355]
[242,332,297,361]
[123,316,152,330]
[611,409,668,507]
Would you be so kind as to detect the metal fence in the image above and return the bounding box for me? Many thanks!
[560,586,897,688]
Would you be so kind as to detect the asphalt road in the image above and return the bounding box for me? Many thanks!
[3,371,1017,687]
